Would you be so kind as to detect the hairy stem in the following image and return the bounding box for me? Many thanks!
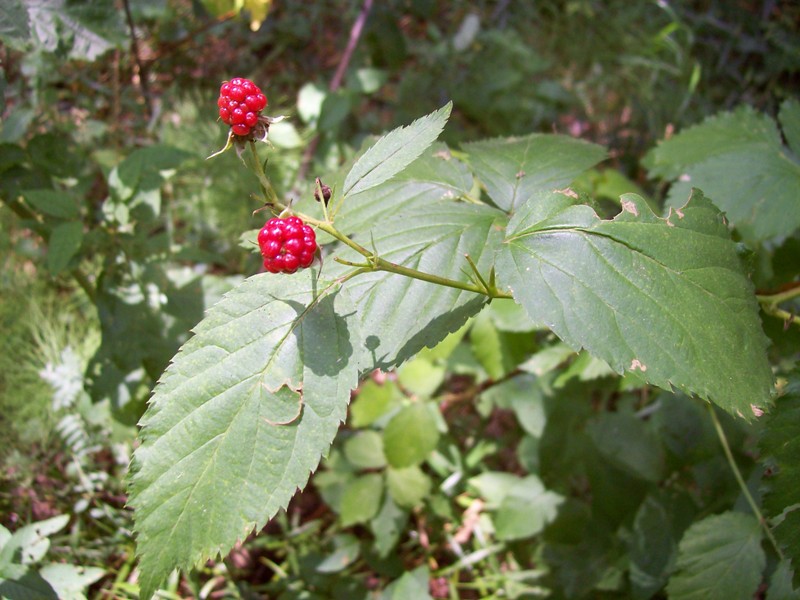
[707,403,784,559]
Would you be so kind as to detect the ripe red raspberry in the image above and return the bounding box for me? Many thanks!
[218,77,268,137]
[258,216,318,274]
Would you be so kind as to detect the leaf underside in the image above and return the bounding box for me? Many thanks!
[327,201,506,369]
[342,102,452,198]
[496,188,773,418]
[128,272,361,599]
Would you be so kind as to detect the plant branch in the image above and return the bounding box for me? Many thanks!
[121,0,154,119]
[295,0,374,186]
[707,403,784,559]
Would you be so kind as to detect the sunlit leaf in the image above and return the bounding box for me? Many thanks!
[343,102,452,198]
[497,188,772,418]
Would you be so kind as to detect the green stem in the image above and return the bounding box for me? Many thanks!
[249,141,280,206]
[757,285,800,329]
[316,220,511,298]
[707,403,784,559]
[757,284,800,306]
[245,142,511,300]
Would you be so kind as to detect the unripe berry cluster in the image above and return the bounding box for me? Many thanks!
[258,216,318,274]
[218,78,268,136]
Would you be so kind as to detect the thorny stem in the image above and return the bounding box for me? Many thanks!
[247,146,510,299]
[757,284,800,329]
[707,403,784,560]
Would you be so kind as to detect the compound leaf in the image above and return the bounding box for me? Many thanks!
[343,102,452,198]
[463,134,606,212]
[330,201,506,368]
[129,271,361,599]
[335,142,474,236]
[497,188,772,418]
[666,512,765,600]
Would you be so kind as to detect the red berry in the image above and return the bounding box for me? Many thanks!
[257,216,318,274]
[232,123,250,136]
[217,78,268,136]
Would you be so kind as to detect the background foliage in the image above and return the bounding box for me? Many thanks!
[1,0,799,598]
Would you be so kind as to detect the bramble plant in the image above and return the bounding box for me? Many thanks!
[123,84,800,599]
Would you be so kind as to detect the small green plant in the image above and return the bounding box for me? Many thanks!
[0,515,105,599]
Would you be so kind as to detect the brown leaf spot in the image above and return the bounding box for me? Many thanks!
[630,359,647,372]
[555,187,579,199]
[621,199,639,216]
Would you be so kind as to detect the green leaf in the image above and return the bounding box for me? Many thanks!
[627,495,677,599]
[343,102,452,198]
[335,142,474,237]
[463,133,606,212]
[0,515,69,567]
[645,105,800,243]
[587,412,664,482]
[397,357,446,398]
[383,403,440,468]
[331,201,504,368]
[666,512,765,600]
[370,496,408,558]
[767,561,800,600]
[760,381,800,586]
[468,472,563,541]
[23,190,80,219]
[780,99,800,158]
[47,221,83,275]
[128,272,361,600]
[497,189,772,418]
[481,374,547,437]
[469,308,536,379]
[381,565,432,600]
[349,380,401,428]
[38,563,105,600]
[386,465,432,508]
[340,473,384,527]
[343,430,387,470]
[316,534,360,574]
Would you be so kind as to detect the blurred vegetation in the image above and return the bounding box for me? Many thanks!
[1,0,798,597]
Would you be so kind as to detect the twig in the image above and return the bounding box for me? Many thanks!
[121,0,153,119]
[295,0,374,187]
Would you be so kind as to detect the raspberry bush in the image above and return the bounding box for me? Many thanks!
[122,98,800,600]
